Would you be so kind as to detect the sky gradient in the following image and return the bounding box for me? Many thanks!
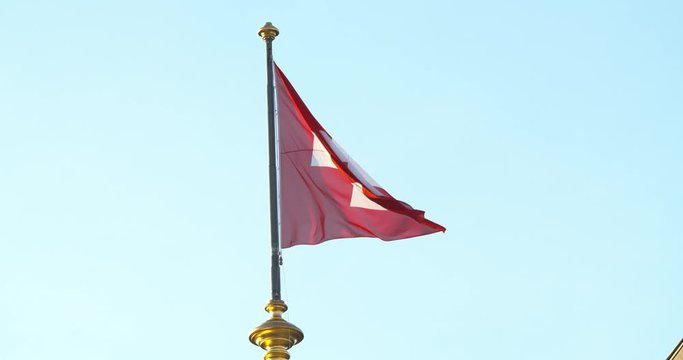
[1,1,681,359]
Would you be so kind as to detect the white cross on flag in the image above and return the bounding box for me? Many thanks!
[275,64,445,248]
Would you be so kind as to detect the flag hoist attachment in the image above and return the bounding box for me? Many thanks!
[249,22,304,360]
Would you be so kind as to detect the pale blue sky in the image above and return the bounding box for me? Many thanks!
[1,1,681,359]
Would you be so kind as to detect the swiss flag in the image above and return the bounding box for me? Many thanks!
[276,64,445,248]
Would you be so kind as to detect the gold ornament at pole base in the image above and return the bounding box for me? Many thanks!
[249,300,304,360]
[258,22,279,40]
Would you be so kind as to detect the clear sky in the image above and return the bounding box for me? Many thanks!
[1,1,681,359]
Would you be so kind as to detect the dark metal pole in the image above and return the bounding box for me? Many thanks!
[259,22,281,301]
[250,23,304,360]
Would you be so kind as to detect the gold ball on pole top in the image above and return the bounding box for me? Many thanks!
[259,22,279,40]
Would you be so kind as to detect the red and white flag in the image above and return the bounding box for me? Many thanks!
[275,64,445,248]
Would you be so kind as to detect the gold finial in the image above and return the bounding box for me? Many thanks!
[258,22,279,40]
[249,300,303,360]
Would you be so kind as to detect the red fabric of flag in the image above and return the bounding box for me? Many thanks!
[275,64,445,248]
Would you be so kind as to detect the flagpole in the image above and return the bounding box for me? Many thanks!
[250,22,303,360]
[262,21,281,302]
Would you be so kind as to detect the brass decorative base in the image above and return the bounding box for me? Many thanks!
[249,300,304,360]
